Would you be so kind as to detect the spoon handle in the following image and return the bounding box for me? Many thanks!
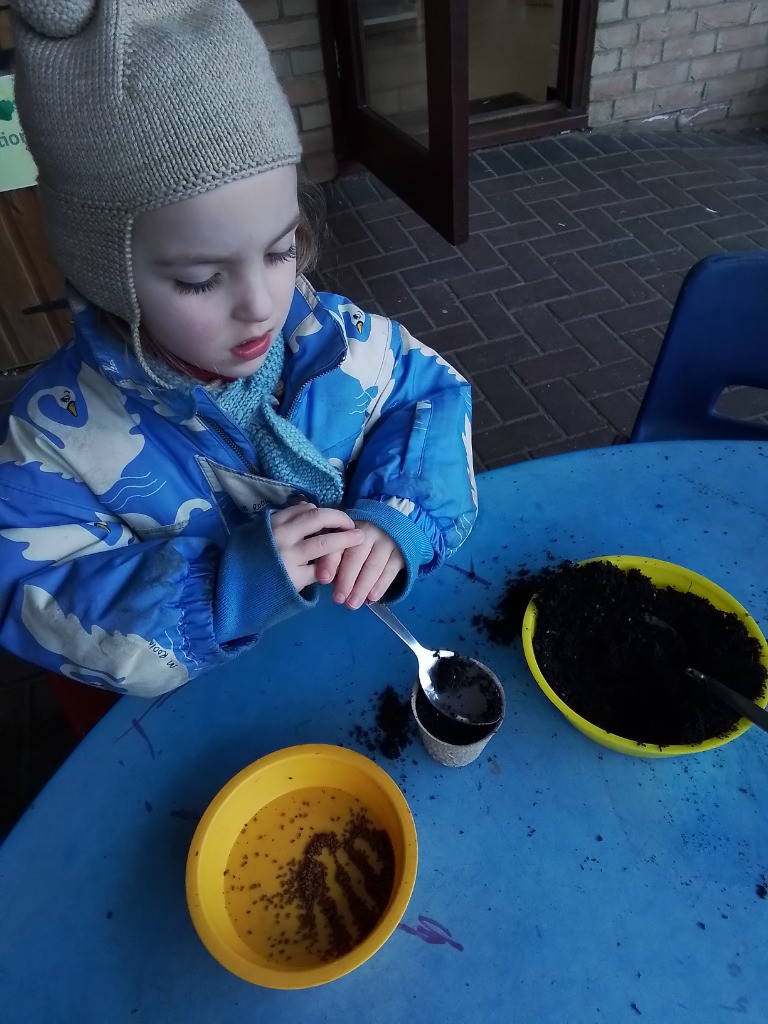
[366,601,425,658]
[686,668,768,733]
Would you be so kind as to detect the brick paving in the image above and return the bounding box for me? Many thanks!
[3,127,768,836]
[315,127,768,470]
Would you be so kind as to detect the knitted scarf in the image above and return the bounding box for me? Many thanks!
[213,335,344,505]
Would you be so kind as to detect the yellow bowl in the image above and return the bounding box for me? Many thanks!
[186,744,417,988]
[522,556,768,758]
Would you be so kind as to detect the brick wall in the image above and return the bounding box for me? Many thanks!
[241,0,338,182]
[589,0,768,130]
[243,0,768,180]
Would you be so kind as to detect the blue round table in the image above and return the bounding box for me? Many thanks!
[1,441,767,1023]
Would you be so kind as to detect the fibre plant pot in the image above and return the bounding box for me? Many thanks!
[410,658,506,767]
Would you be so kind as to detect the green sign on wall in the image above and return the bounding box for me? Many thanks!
[0,74,38,193]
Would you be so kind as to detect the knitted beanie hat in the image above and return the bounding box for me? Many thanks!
[10,0,302,345]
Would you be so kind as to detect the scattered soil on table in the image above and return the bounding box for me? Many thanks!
[474,562,569,644]
[351,685,417,759]
[529,561,767,747]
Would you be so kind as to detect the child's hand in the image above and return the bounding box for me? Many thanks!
[315,522,405,609]
[271,503,363,594]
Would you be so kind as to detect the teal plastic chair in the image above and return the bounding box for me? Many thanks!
[630,251,768,442]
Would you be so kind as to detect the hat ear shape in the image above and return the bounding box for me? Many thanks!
[10,0,97,38]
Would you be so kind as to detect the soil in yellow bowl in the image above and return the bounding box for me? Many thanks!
[223,786,394,967]
[521,556,768,756]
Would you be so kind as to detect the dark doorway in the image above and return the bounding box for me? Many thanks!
[318,0,469,244]
[318,0,597,243]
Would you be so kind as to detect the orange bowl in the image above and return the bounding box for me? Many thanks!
[186,744,417,988]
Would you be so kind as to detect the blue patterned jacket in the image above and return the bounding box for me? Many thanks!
[0,278,477,696]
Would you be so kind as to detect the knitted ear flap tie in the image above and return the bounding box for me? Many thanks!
[9,0,302,381]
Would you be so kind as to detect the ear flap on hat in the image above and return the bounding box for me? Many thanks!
[10,0,97,38]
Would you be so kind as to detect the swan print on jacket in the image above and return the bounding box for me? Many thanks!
[0,278,477,697]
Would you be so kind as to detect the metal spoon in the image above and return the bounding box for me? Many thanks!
[366,602,500,726]
[644,614,768,733]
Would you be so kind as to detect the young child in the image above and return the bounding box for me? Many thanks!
[0,0,477,698]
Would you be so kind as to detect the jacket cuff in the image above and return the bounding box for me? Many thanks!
[348,498,434,602]
[213,513,317,644]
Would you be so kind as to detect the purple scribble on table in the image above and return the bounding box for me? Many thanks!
[115,690,176,758]
[398,915,464,951]
[445,559,491,587]
[128,718,155,760]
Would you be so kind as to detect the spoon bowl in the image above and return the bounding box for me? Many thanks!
[366,602,502,727]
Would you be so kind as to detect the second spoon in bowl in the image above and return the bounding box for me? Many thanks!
[644,613,768,733]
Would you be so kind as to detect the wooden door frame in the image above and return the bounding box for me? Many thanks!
[318,0,469,244]
[321,0,599,161]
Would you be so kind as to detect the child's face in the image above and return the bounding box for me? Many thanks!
[132,166,300,378]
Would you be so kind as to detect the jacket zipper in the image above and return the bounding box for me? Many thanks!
[199,414,259,474]
[285,363,338,418]
[200,350,343,468]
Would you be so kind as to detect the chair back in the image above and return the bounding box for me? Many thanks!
[630,251,768,442]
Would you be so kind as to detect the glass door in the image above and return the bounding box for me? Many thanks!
[318,0,469,244]
[321,0,596,222]
[468,0,564,114]
[467,0,596,146]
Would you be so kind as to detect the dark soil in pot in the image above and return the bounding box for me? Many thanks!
[414,656,503,745]
[483,560,767,748]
